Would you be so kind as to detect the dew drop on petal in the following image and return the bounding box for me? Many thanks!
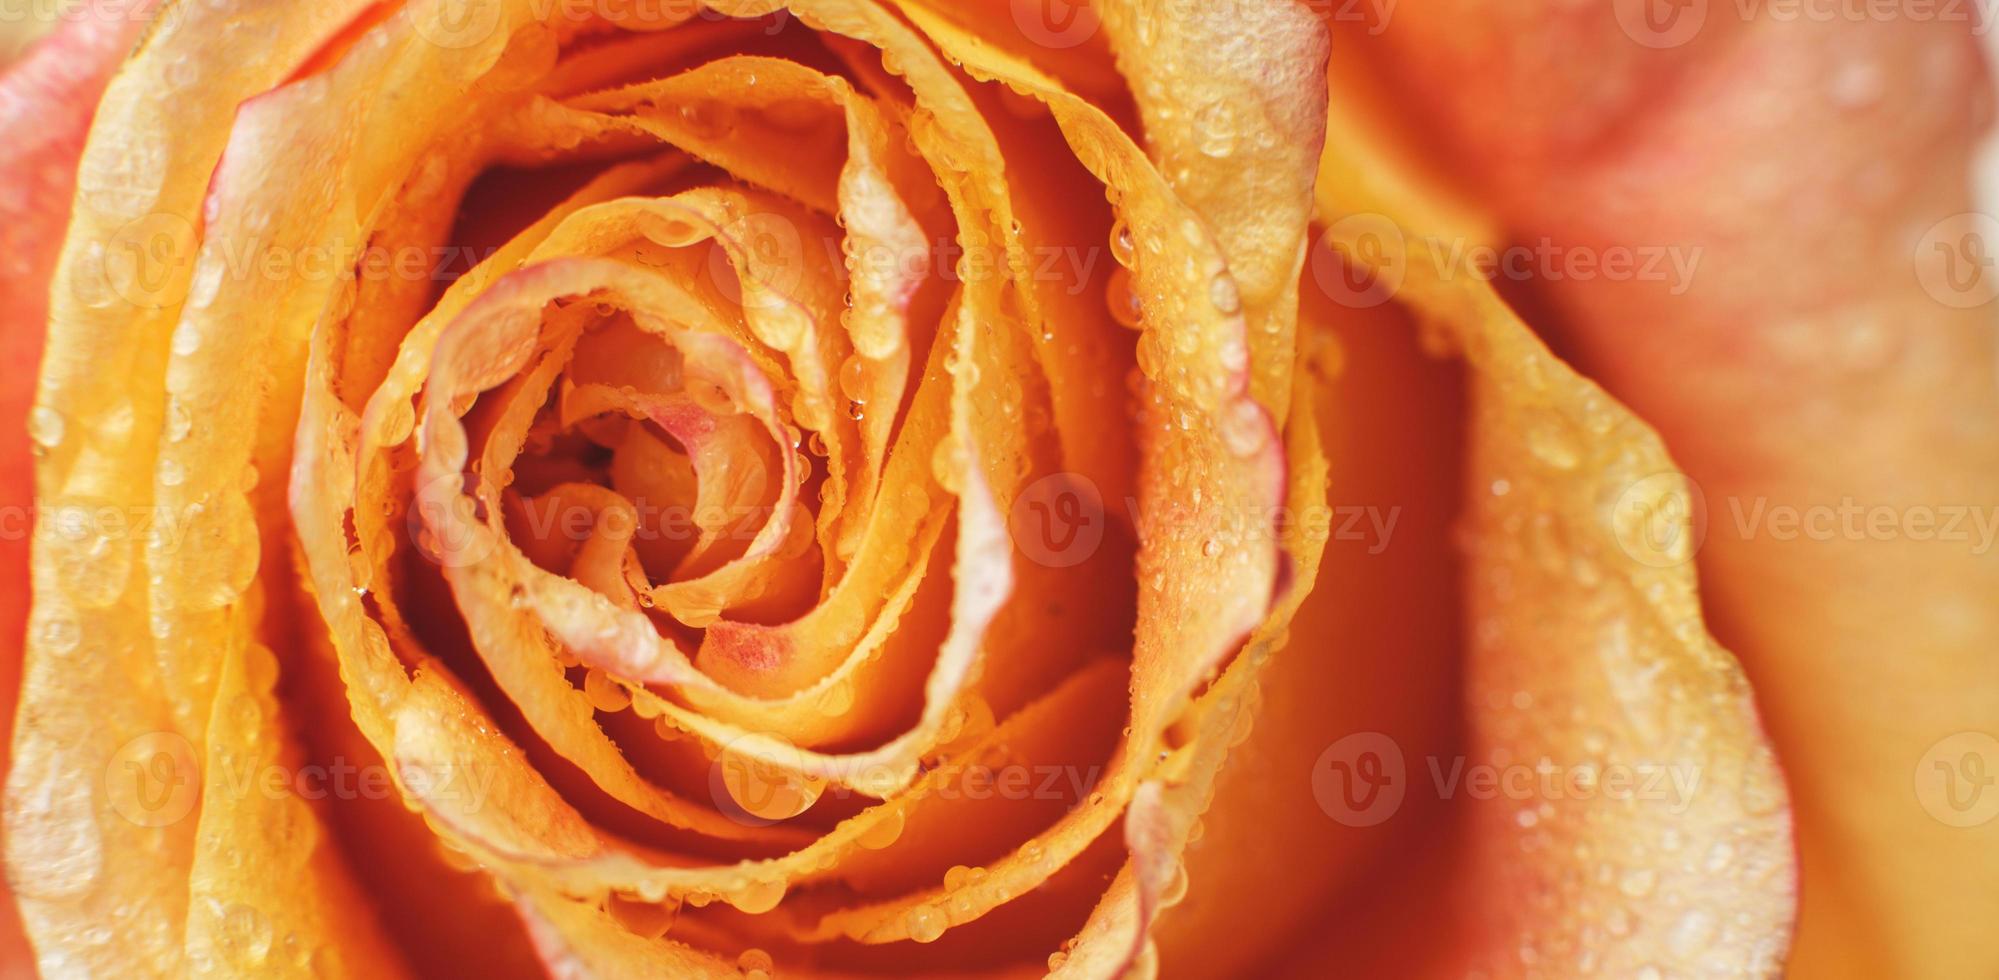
[838,354,871,405]
[583,668,631,713]
[1109,219,1136,268]
[719,748,825,821]
[856,807,905,850]
[218,902,273,965]
[738,947,774,979]
[27,406,64,451]
[906,905,946,944]
[1207,273,1240,315]
[1105,267,1143,329]
[929,433,965,493]
[1219,398,1268,456]
[728,878,786,915]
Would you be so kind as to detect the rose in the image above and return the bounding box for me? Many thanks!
[0,3,1987,979]
[2,0,1327,973]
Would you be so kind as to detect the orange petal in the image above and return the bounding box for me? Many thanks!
[1353,9,1999,976]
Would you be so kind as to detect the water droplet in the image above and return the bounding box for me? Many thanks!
[1617,867,1657,898]
[943,864,991,896]
[218,903,273,964]
[838,354,872,403]
[738,947,775,978]
[165,400,194,442]
[1666,909,1716,957]
[728,878,786,914]
[158,457,185,487]
[1703,840,1736,873]
[171,323,201,357]
[930,434,965,492]
[718,746,825,821]
[583,668,630,713]
[1105,267,1143,329]
[27,406,64,450]
[856,807,905,849]
[906,905,946,943]
[1208,273,1240,314]
[1218,398,1267,455]
[1109,219,1136,267]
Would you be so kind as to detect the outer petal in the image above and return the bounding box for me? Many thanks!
[0,4,153,973]
[1359,8,1999,976]
[1144,48,1799,978]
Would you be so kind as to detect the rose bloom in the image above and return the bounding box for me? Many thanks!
[0,0,1994,977]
